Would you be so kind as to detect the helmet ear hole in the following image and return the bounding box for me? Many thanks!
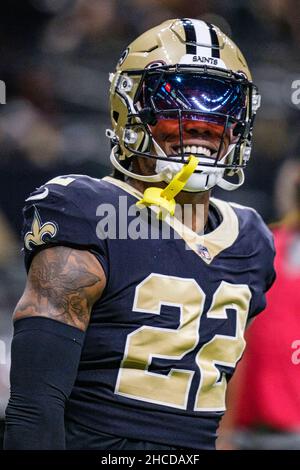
[113,111,120,123]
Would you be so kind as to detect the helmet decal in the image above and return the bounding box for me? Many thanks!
[207,23,221,59]
[182,18,197,55]
[181,18,220,59]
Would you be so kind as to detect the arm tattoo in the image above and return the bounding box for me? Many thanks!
[14,247,105,330]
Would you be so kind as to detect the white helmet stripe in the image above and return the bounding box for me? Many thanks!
[182,19,221,59]
[191,19,212,57]
[182,19,211,57]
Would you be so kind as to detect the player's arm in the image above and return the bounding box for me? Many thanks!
[4,246,106,450]
[13,245,104,329]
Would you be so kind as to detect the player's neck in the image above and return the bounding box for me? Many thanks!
[175,189,211,234]
[128,177,210,233]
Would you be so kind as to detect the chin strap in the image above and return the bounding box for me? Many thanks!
[110,142,244,195]
[217,169,245,191]
[110,146,164,182]
[136,155,199,219]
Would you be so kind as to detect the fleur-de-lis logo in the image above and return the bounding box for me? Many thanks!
[24,207,58,251]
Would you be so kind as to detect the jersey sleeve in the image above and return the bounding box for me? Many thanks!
[22,175,108,276]
[229,202,276,320]
[248,212,276,319]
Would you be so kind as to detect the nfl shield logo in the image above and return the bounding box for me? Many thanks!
[196,244,211,261]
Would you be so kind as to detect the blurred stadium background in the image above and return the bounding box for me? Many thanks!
[0,0,299,448]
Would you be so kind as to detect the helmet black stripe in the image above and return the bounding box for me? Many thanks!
[181,18,197,55]
[207,23,220,58]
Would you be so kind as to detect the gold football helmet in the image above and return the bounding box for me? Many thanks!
[107,18,261,192]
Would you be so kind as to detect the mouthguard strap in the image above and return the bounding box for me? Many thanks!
[136,155,199,219]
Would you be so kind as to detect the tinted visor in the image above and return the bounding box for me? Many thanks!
[140,72,246,121]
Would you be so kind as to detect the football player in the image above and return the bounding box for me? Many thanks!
[4,19,275,450]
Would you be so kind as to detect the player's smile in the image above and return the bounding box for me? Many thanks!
[150,119,231,160]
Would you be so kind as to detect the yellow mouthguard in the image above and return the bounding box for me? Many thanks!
[136,155,198,219]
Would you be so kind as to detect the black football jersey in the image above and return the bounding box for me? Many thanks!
[22,174,275,449]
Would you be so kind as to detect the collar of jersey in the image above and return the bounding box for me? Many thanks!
[103,176,239,264]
